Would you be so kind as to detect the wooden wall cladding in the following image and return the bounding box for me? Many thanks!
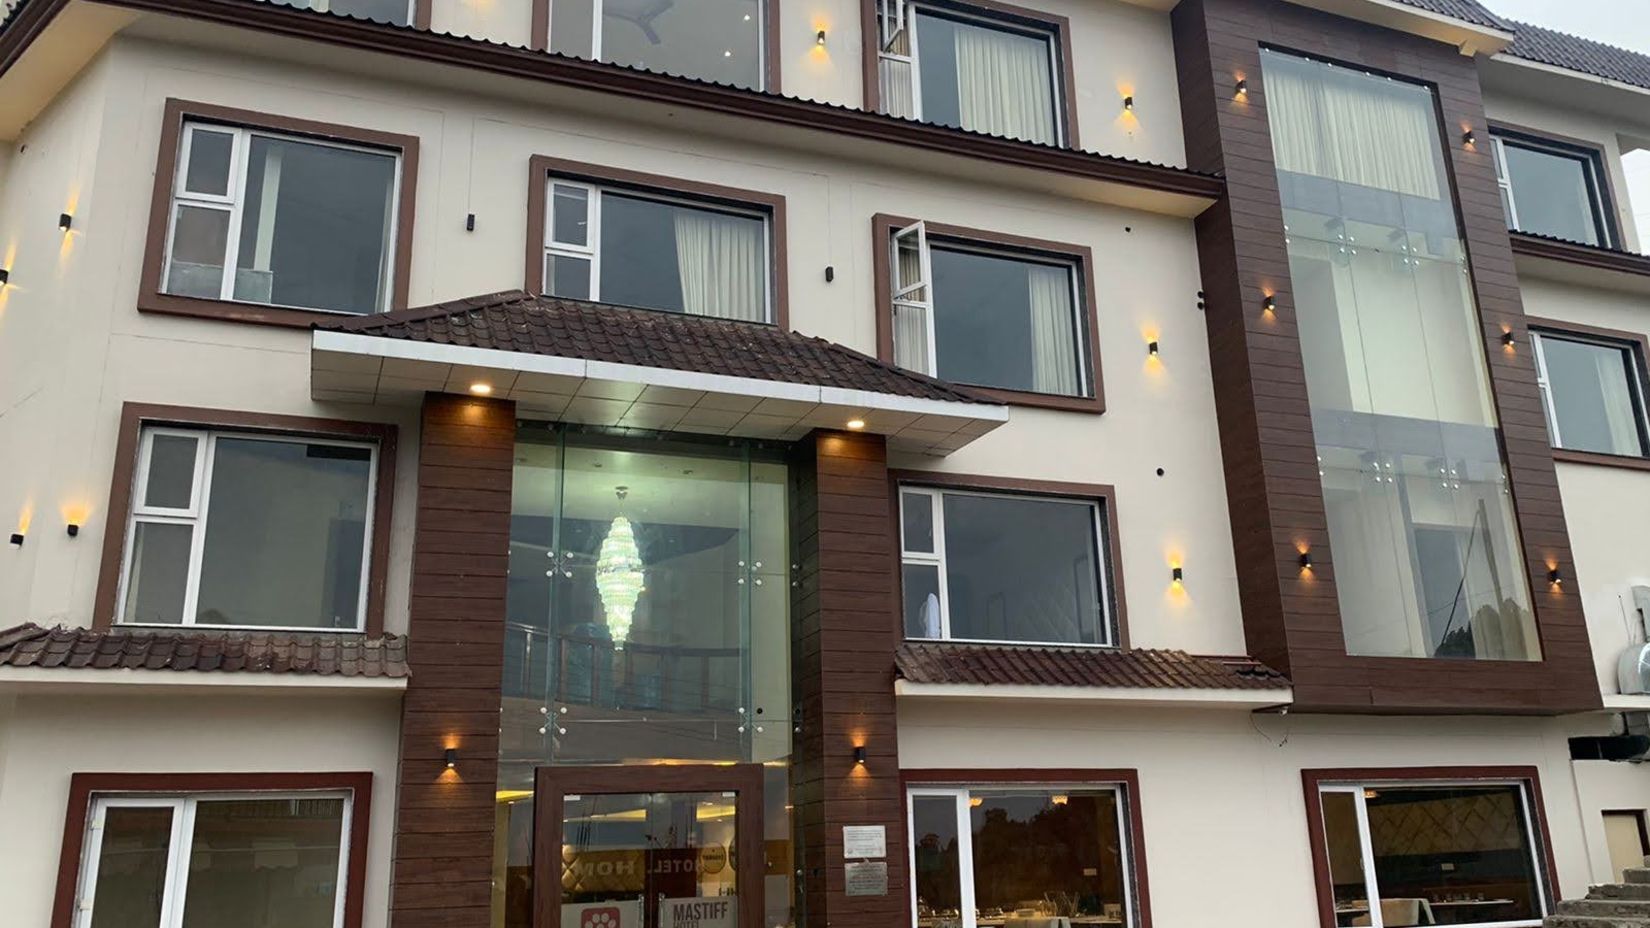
[790,430,908,928]
[1170,0,1599,714]
[391,392,516,928]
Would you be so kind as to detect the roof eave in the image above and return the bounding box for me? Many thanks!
[1281,0,1514,56]
[894,679,1294,710]
[0,665,409,693]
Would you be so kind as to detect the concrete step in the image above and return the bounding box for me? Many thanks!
[1543,916,1650,928]
[1591,884,1650,901]
[1623,868,1650,885]
[1560,899,1650,918]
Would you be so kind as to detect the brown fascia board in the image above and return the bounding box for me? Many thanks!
[0,0,1224,206]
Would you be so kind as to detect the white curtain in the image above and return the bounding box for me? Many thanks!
[893,238,932,373]
[880,55,917,120]
[953,21,1056,145]
[1594,348,1642,455]
[1266,61,1443,200]
[674,210,765,321]
[1028,264,1078,394]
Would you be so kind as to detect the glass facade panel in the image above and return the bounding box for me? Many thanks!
[1261,49,1537,661]
[557,791,740,926]
[499,427,792,928]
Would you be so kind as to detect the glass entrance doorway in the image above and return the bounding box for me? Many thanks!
[538,765,764,928]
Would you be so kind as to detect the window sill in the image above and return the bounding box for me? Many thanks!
[963,385,1104,414]
[113,621,371,635]
[1551,447,1650,472]
[137,292,379,329]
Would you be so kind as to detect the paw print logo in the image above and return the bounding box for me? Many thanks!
[582,908,621,928]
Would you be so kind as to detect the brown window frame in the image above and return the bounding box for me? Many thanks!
[889,471,1129,648]
[527,0,782,93]
[91,403,398,636]
[858,0,1081,149]
[1488,120,1623,250]
[50,771,374,928]
[872,213,1105,412]
[900,767,1153,928]
[524,154,790,328]
[1526,317,1650,472]
[1301,766,1561,928]
[139,98,420,329]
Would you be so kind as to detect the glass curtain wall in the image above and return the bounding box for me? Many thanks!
[1260,50,1538,661]
[494,426,793,928]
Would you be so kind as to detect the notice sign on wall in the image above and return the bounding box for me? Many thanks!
[844,860,889,897]
[563,900,642,928]
[658,896,737,928]
[842,825,887,859]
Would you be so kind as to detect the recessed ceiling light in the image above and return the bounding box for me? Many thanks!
[724,50,733,57]
[846,419,866,430]
[469,382,493,395]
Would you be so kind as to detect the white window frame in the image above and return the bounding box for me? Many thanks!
[1316,780,1550,928]
[1491,133,1614,248]
[74,790,354,928]
[115,427,379,632]
[889,226,1090,396]
[1530,329,1650,456]
[540,176,776,323]
[906,784,1137,928]
[898,486,1113,647]
[545,0,769,91]
[876,0,1066,144]
[163,120,404,315]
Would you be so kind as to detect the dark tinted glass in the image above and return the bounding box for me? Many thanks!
[941,493,1103,644]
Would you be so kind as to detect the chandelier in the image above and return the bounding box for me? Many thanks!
[595,488,645,649]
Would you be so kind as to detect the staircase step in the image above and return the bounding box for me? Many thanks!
[1560,899,1650,918]
[1544,916,1650,928]
[1624,868,1650,885]
[1591,885,1650,901]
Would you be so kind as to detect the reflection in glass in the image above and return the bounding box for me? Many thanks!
[87,806,174,928]
[1321,791,1373,927]
[550,0,765,90]
[929,244,1085,397]
[1536,334,1647,457]
[181,798,345,928]
[913,10,1058,144]
[122,522,193,625]
[1501,141,1604,245]
[1261,49,1537,661]
[559,791,739,926]
[970,791,1127,924]
[913,795,963,928]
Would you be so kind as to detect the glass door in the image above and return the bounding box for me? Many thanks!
[536,765,764,928]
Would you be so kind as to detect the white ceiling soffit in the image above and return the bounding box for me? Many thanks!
[1281,0,1515,56]
[893,680,1295,710]
[311,330,1010,456]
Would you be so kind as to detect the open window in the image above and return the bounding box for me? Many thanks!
[871,0,1069,146]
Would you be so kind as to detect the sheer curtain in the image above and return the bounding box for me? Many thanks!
[1027,264,1078,394]
[953,22,1056,145]
[1594,349,1642,455]
[674,210,765,322]
[1266,60,1443,200]
[893,239,932,374]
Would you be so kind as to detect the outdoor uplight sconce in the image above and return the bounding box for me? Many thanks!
[66,523,80,538]
[1147,340,1160,357]
[1235,78,1249,97]
[1463,128,1477,146]
[1548,567,1564,587]
[0,268,10,287]
[58,213,73,233]
[1502,331,1518,348]
[816,29,827,46]
[1123,95,1135,112]
[1263,295,1277,315]
[1171,567,1184,584]
[854,746,867,766]
[1299,552,1314,570]
[8,532,22,547]
[444,748,458,770]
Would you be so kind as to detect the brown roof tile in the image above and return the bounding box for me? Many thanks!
[1391,0,1510,30]
[895,642,1290,691]
[1504,21,1650,94]
[320,291,994,406]
[0,624,408,679]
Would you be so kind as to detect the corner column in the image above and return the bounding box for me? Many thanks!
[790,429,908,928]
[392,392,516,928]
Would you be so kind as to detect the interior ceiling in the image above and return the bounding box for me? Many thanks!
[511,440,779,527]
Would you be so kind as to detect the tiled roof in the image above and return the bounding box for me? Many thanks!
[1504,21,1650,93]
[322,291,994,406]
[1391,0,1510,31]
[0,623,408,678]
[895,642,1291,691]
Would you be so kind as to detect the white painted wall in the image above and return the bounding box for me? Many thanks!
[0,691,402,928]
[1571,759,1650,885]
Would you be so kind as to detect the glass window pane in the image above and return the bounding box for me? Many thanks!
[235,134,397,314]
[547,253,592,300]
[559,791,739,925]
[914,11,1057,144]
[268,0,409,26]
[930,245,1083,396]
[912,796,963,928]
[597,0,764,90]
[904,563,943,639]
[969,790,1128,926]
[1503,142,1602,245]
[902,491,934,553]
[1364,785,1544,925]
[940,493,1103,645]
[551,184,589,247]
[1320,792,1373,927]
[549,0,595,58]
[88,805,175,928]
[123,522,193,625]
[181,797,346,928]
[1542,336,1646,457]
[195,438,373,629]
[599,192,768,322]
[183,129,234,197]
[144,434,200,510]
[166,205,231,299]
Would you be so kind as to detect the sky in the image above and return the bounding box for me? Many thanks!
[1480,0,1650,244]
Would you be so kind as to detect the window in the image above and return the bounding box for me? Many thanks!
[546,0,769,90]
[1313,779,1551,928]
[1532,330,1649,458]
[886,220,1092,399]
[876,0,1068,145]
[71,791,353,928]
[1492,132,1615,247]
[908,784,1138,928]
[162,120,402,316]
[541,176,774,323]
[1260,50,1539,662]
[118,427,378,631]
[267,0,414,25]
[900,486,1111,645]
